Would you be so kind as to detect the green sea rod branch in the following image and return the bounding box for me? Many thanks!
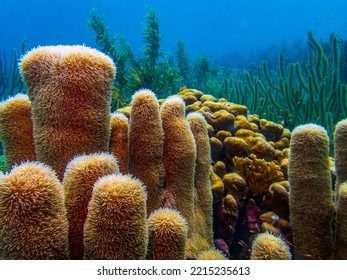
[0,40,26,99]
[87,8,132,109]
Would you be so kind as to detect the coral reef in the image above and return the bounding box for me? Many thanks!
[233,154,284,196]
[2,32,347,260]
[177,87,292,259]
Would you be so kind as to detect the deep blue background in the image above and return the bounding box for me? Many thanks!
[1,0,347,59]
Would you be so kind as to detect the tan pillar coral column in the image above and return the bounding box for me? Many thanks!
[147,208,188,260]
[289,124,335,259]
[334,119,347,188]
[128,89,165,216]
[19,46,115,180]
[84,174,148,260]
[0,94,36,167]
[187,112,213,256]
[160,96,196,240]
[63,153,119,260]
[109,113,129,174]
[334,183,347,259]
[0,162,69,259]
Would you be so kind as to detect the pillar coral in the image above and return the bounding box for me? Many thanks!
[160,96,196,241]
[63,153,119,259]
[0,162,69,259]
[0,93,36,167]
[19,45,115,180]
[289,124,335,259]
[84,174,147,260]
[109,113,129,174]
[128,89,165,216]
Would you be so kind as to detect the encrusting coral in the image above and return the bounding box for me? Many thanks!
[63,153,120,259]
[0,162,69,259]
[19,45,115,180]
[0,93,36,167]
[83,174,148,260]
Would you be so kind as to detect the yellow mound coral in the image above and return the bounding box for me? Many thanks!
[223,136,250,161]
[210,167,224,198]
[260,120,284,142]
[233,154,284,196]
[226,104,248,117]
[199,107,235,132]
[210,136,224,162]
[223,172,248,201]
[213,161,226,178]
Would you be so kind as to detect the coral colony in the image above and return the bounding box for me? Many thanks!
[0,10,346,260]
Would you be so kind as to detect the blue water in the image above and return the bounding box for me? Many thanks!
[1,0,346,59]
